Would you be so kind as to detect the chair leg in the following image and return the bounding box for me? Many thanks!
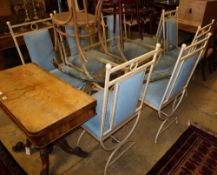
[155,115,178,144]
[104,141,135,175]
[77,129,86,147]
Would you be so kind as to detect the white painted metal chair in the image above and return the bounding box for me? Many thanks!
[77,43,161,174]
[104,8,178,61]
[7,18,85,89]
[149,19,215,82]
[143,32,211,143]
[127,8,179,52]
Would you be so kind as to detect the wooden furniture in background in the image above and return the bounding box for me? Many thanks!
[0,63,96,175]
[0,0,13,17]
[0,0,52,70]
[178,0,217,33]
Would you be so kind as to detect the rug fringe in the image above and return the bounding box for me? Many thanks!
[189,121,217,138]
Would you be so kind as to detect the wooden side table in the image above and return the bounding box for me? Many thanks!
[0,63,96,175]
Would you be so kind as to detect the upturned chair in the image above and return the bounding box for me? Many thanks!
[52,0,122,84]
[77,43,161,174]
[142,32,212,143]
[7,18,85,89]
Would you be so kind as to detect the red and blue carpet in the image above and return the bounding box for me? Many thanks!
[147,124,217,175]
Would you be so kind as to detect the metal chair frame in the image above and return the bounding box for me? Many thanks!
[143,32,212,143]
[77,43,161,175]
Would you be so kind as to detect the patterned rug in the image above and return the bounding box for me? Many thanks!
[147,125,217,175]
[0,141,27,175]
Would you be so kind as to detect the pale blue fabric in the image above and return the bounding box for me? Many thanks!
[165,47,180,58]
[135,36,157,46]
[24,29,85,88]
[66,26,88,57]
[143,79,169,108]
[68,53,104,73]
[155,54,176,71]
[166,18,178,50]
[24,29,56,71]
[107,15,120,38]
[147,51,177,82]
[83,71,145,139]
[147,68,172,82]
[144,54,198,109]
[166,54,197,98]
[50,69,85,88]
[66,27,105,73]
[109,41,151,60]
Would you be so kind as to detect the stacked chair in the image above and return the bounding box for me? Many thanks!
[77,43,161,174]
[7,18,85,89]
[52,0,123,85]
[142,32,212,143]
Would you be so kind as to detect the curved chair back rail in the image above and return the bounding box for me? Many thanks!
[143,32,212,143]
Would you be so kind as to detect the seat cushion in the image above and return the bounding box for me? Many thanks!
[148,69,172,82]
[165,47,180,58]
[50,69,85,88]
[109,41,151,60]
[68,54,105,73]
[143,79,169,109]
[82,90,112,139]
[155,54,177,71]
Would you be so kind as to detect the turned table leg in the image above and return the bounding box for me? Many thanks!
[57,139,89,158]
[40,147,50,175]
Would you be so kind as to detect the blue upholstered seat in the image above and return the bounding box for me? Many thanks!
[50,69,85,88]
[83,71,145,140]
[68,54,105,73]
[144,79,169,108]
[109,41,152,60]
[24,29,85,88]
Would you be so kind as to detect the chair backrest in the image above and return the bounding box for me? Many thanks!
[160,32,211,108]
[7,18,54,70]
[156,8,178,51]
[192,19,214,43]
[100,43,161,139]
[23,29,56,71]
